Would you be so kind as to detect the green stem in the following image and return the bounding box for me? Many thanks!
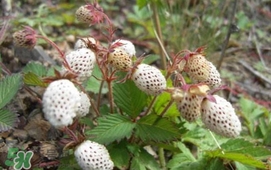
[150,2,167,70]
[158,147,166,169]
[160,100,174,117]
[144,96,157,116]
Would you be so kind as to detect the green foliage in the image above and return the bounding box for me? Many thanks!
[85,64,108,94]
[0,109,18,132]
[23,62,47,77]
[0,74,21,132]
[22,62,48,87]
[135,114,180,142]
[239,97,267,138]
[206,138,271,169]
[58,152,81,170]
[108,141,130,169]
[0,74,22,109]
[86,114,136,145]
[128,144,160,170]
[113,80,148,118]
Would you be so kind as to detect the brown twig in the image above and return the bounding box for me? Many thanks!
[238,60,271,85]
[217,0,238,70]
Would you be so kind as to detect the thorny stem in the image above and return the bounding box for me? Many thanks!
[217,0,238,70]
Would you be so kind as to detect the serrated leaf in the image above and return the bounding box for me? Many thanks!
[135,114,180,142]
[23,72,48,87]
[113,80,148,118]
[206,150,267,169]
[130,146,160,170]
[0,109,17,132]
[108,141,130,169]
[0,74,22,109]
[175,142,196,161]
[22,61,47,77]
[221,138,271,159]
[86,114,136,145]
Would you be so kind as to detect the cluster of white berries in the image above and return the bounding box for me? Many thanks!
[11,3,243,170]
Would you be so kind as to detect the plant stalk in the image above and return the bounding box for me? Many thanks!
[217,0,238,70]
[150,2,167,70]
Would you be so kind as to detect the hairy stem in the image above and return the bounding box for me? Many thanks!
[107,79,114,113]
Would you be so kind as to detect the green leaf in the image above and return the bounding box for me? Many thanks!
[205,138,271,169]
[129,145,160,170]
[22,61,47,77]
[0,74,22,109]
[86,114,136,145]
[175,142,196,161]
[85,65,108,94]
[220,138,271,159]
[23,72,48,87]
[0,109,17,132]
[206,150,266,169]
[113,80,148,118]
[135,114,180,142]
[142,54,160,64]
[153,91,179,118]
[235,162,256,170]
[58,153,80,170]
[108,141,130,169]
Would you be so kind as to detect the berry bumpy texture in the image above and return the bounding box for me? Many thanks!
[112,39,136,57]
[184,54,221,87]
[64,48,96,82]
[42,79,81,128]
[201,95,242,138]
[172,91,201,122]
[75,5,104,25]
[77,92,91,118]
[132,63,166,96]
[74,140,114,170]
[12,26,37,48]
[108,48,132,71]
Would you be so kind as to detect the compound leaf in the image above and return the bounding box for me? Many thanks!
[113,80,148,118]
[135,114,180,142]
[0,74,22,109]
[87,114,135,145]
[0,109,17,132]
